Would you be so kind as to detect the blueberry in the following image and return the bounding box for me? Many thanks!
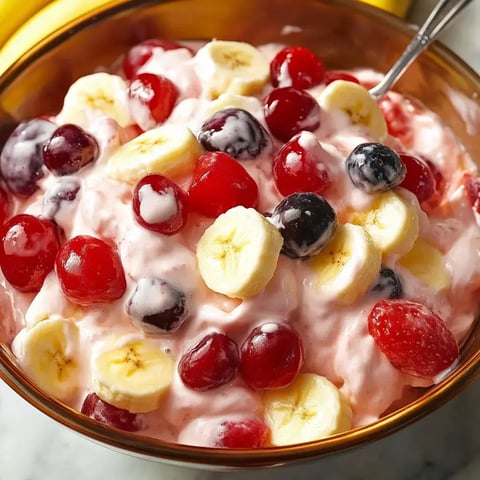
[0,118,57,196]
[270,192,337,259]
[126,277,188,334]
[198,108,270,160]
[346,142,405,193]
[43,176,81,220]
[370,268,403,299]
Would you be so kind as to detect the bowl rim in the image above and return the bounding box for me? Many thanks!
[1,0,480,468]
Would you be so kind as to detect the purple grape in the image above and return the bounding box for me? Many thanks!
[126,277,188,334]
[346,143,406,193]
[43,124,99,175]
[270,192,337,259]
[43,177,81,220]
[198,108,270,160]
[370,268,403,299]
[0,118,57,196]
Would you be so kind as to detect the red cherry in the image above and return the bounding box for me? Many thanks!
[398,153,436,203]
[81,393,142,432]
[179,332,240,391]
[465,174,480,214]
[240,322,304,389]
[188,152,259,218]
[273,132,331,196]
[123,39,191,80]
[132,174,188,235]
[128,73,178,127]
[264,87,321,142]
[378,93,413,143]
[0,186,10,225]
[422,159,445,208]
[55,235,126,305]
[368,299,459,378]
[324,71,360,85]
[270,46,324,89]
[215,418,269,448]
[0,214,60,292]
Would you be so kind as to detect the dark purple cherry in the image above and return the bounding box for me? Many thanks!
[0,118,57,196]
[198,108,270,160]
[126,277,188,334]
[43,124,99,175]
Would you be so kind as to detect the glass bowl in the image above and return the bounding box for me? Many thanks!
[0,0,479,470]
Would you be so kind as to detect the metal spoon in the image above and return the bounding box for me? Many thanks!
[369,0,475,100]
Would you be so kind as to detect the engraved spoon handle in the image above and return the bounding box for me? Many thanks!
[369,0,475,100]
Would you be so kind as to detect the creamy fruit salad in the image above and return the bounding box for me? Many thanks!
[0,38,479,449]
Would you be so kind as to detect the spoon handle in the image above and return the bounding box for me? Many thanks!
[369,0,474,99]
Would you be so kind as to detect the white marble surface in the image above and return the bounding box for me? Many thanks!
[1,2,480,479]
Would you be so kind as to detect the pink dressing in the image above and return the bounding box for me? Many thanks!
[2,42,480,447]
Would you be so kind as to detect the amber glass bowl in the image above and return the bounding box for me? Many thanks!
[0,0,480,469]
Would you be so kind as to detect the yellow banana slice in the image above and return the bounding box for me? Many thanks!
[318,80,387,139]
[309,223,381,305]
[349,190,419,257]
[14,317,81,400]
[205,92,262,117]
[263,373,352,446]
[106,124,202,184]
[194,40,270,99]
[399,238,452,292]
[196,206,283,299]
[91,337,175,413]
[57,72,132,128]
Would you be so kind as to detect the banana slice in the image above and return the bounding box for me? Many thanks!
[263,373,352,446]
[57,72,132,128]
[318,80,387,139]
[309,223,381,305]
[106,124,202,184]
[196,206,283,299]
[91,336,175,413]
[205,92,262,117]
[399,238,451,292]
[194,40,270,99]
[14,317,81,400]
[349,190,419,257]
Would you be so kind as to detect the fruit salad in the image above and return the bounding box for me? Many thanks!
[0,38,479,449]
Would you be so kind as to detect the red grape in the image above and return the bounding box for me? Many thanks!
[240,322,304,389]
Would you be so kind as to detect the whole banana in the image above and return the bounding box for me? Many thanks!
[0,0,53,49]
[0,0,117,76]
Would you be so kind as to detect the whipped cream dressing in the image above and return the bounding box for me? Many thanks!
[2,42,479,447]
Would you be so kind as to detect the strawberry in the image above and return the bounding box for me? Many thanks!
[368,299,458,378]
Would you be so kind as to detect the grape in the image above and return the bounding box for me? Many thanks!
[270,192,337,259]
[42,177,81,220]
[0,118,57,196]
[126,277,187,334]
